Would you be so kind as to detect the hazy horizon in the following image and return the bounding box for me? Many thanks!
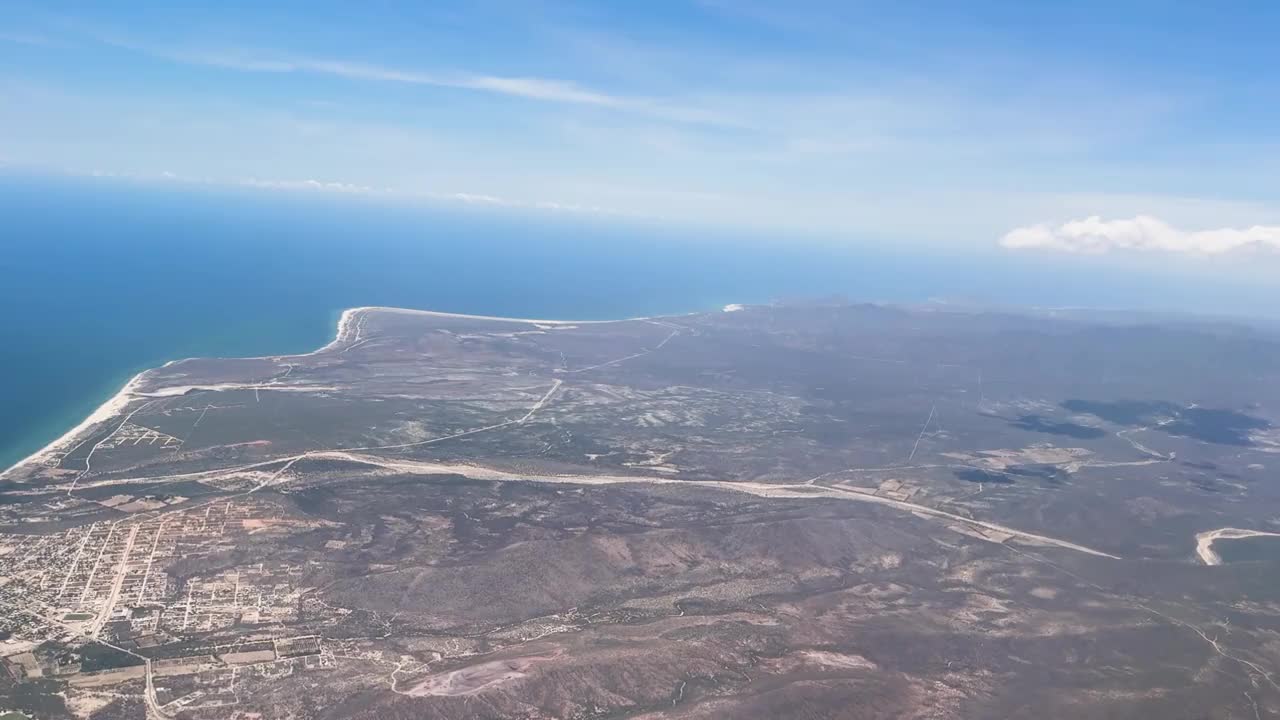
[4,2,1279,261]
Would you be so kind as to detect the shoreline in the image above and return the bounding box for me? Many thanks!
[0,304,712,479]
[0,371,152,481]
[1193,527,1280,566]
[337,305,660,327]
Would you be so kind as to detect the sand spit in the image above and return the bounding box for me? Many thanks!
[1,305,691,479]
[1194,527,1280,566]
[346,305,661,327]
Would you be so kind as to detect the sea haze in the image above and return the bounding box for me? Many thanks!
[0,173,1258,469]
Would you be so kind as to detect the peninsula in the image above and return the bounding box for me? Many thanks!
[1,303,1279,720]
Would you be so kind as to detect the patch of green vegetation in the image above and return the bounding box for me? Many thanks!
[0,674,69,718]
[61,613,93,621]
[77,642,144,673]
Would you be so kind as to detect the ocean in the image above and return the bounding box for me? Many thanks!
[0,173,1266,470]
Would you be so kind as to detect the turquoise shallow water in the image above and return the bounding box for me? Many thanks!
[1,173,1267,471]
[0,175,837,469]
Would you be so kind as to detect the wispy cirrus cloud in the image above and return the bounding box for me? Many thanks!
[1001,216,1280,255]
[96,39,733,126]
[9,9,1278,251]
[175,171,616,215]
[243,176,616,214]
[29,163,616,216]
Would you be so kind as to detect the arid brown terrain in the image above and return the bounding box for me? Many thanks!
[2,303,1279,719]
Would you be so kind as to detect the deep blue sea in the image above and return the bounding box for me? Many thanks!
[1,173,1272,470]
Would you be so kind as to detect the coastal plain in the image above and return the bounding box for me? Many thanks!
[1,304,1280,719]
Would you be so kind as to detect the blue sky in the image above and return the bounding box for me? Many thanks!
[2,1,1279,258]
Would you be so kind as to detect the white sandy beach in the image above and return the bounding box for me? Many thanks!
[346,305,655,326]
[0,370,152,480]
[1194,527,1280,566]
[0,304,713,479]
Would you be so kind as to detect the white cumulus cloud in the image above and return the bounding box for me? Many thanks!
[1000,215,1280,255]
